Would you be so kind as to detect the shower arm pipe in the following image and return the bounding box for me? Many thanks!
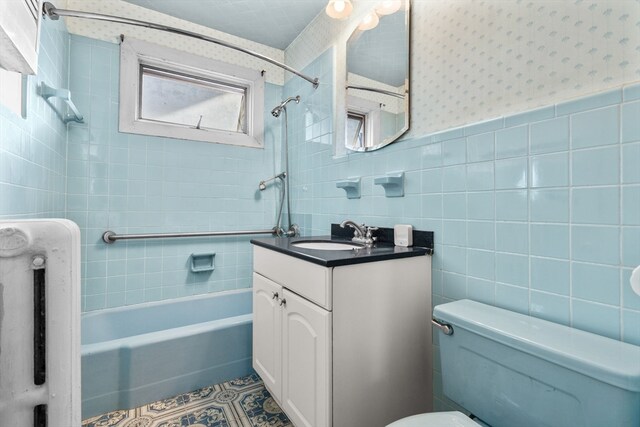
[260,172,286,187]
[282,107,292,233]
[102,229,275,244]
[346,85,405,99]
[42,2,320,89]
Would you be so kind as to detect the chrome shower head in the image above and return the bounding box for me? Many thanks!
[271,95,301,118]
[259,172,286,191]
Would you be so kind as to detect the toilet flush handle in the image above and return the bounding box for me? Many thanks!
[432,317,453,335]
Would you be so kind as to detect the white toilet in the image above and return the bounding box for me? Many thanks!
[388,411,485,427]
[388,299,640,427]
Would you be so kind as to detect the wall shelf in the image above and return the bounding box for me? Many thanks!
[374,172,405,197]
[336,178,361,199]
[39,82,84,124]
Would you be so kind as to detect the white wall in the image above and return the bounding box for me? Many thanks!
[286,0,640,136]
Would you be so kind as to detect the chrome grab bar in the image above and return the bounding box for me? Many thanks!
[432,317,453,335]
[102,229,275,244]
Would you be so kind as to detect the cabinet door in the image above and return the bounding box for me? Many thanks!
[252,273,282,400]
[281,289,332,427]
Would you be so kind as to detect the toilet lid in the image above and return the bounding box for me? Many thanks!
[387,411,481,427]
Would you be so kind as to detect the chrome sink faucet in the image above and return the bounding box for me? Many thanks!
[339,220,378,247]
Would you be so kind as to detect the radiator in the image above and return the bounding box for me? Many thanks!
[0,219,81,426]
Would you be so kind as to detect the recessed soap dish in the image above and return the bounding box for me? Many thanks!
[190,253,215,273]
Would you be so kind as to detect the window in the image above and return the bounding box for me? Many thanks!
[346,95,381,150]
[346,112,366,148]
[120,38,264,148]
[139,66,247,133]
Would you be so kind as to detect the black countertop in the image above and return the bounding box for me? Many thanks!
[251,235,432,267]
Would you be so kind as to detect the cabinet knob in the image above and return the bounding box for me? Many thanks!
[279,298,287,307]
[272,291,279,300]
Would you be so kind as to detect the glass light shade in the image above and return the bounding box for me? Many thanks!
[325,0,353,20]
[358,12,380,31]
[375,0,402,15]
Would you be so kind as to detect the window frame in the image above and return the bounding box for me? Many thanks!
[346,95,381,149]
[346,111,366,148]
[119,37,264,148]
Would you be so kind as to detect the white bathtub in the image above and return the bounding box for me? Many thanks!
[81,289,253,418]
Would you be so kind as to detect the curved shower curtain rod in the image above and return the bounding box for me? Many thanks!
[42,2,319,89]
[346,85,405,99]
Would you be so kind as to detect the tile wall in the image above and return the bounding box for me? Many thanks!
[0,19,69,219]
[282,48,335,232]
[67,36,283,311]
[1,3,638,416]
[285,50,640,408]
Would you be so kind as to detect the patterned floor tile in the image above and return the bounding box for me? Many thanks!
[235,388,290,427]
[81,374,292,427]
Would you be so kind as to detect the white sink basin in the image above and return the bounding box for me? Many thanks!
[292,241,363,251]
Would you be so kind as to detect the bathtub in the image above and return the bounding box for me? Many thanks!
[81,289,253,418]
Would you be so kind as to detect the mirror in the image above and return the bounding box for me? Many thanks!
[345,0,410,152]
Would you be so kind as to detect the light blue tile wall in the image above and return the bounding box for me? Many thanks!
[284,52,640,349]
[288,63,638,413]
[67,35,282,311]
[281,48,334,232]
[0,19,69,219]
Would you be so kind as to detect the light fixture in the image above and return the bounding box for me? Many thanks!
[325,0,353,20]
[358,11,379,31]
[375,0,402,16]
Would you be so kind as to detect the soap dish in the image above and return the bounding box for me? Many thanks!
[336,178,361,199]
[190,253,215,273]
[374,172,405,197]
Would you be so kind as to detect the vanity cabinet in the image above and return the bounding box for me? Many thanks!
[253,273,331,427]
[252,244,432,427]
[253,273,282,394]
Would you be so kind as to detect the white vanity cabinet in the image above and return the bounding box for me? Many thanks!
[252,244,432,427]
[253,273,283,395]
[253,272,331,427]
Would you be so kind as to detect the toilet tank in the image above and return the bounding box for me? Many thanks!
[433,300,640,427]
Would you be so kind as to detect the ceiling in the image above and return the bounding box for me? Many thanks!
[123,0,327,50]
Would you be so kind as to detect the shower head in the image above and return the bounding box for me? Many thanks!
[259,172,286,191]
[271,95,301,118]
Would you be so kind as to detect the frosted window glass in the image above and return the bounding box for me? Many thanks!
[346,113,366,148]
[140,66,246,133]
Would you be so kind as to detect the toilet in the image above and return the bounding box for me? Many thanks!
[389,299,640,427]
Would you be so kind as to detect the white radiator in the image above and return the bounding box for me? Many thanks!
[0,219,81,426]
